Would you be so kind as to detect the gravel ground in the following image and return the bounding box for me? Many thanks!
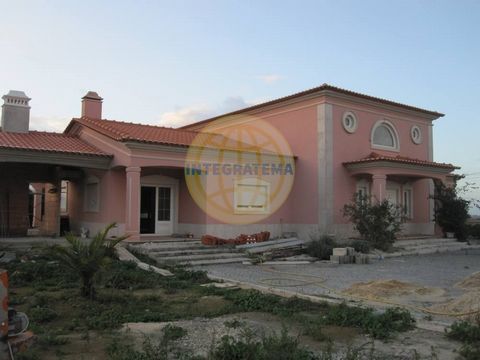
[196,249,480,315]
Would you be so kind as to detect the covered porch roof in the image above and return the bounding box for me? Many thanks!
[0,131,112,169]
[343,152,458,181]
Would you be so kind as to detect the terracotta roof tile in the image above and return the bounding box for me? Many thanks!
[0,130,111,157]
[70,117,200,147]
[343,152,458,169]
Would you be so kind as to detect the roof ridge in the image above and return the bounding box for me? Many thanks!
[77,117,201,134]
[180,83,444,129]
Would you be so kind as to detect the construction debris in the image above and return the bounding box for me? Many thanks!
[238,237,305,254]
[201,231,270,246]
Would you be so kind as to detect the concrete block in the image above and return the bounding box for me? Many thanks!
[354,254,369,264]
[332,248,347,256]
[330,255,354,264]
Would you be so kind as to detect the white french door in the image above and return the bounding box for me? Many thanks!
[155,186,173,235]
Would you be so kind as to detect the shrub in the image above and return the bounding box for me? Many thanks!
[322,303,415,340]
[102,261,164,290]
[29,306,58,323]
[49,222,128,299]
[210,327,317,360]
[306,235,336,260]
[432,182,470,241]
[224,290,317,316]
[467,223,480,239]
[162,324,187,342]
[349,239,370,254]
[343,195,402,251]
[446,319,480,359]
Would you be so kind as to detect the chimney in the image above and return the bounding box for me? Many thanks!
[1,90,31,133]
[81,91,103,119]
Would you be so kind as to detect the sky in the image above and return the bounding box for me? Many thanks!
[1,0,480,210]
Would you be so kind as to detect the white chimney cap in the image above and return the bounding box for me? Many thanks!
[2,90,31,108]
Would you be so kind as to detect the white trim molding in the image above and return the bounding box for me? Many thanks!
[371,119,400,152]
[342,111,358,134]
[410,125,422,144]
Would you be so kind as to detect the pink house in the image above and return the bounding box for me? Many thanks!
[0,85,458,241]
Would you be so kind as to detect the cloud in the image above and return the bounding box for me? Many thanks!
[158,96,254,128]
[257,74,283,84]
[29,115,70,132]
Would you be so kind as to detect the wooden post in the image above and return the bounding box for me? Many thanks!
[0,269,8,357]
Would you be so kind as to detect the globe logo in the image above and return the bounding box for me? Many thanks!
[185,115,295,224]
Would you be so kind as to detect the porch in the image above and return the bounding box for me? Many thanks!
[343,152,458,235]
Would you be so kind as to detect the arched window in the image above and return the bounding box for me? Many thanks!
[371,121,399,151]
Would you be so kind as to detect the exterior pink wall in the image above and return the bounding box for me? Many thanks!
[71,168,126,229]
[331,100,432,225]
[193,99,321,226]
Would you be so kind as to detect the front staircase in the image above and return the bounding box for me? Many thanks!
[128,238,249,266]
[381,236,480,258]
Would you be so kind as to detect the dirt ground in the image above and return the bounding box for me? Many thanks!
[122,312,461,360]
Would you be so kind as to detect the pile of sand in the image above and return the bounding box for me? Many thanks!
[455,272,480,290]
[342,279,444,300]
[429,291,480,316]
[426,272,480,316]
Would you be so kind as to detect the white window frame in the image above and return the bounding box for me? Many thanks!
[234,178,270,214]
[371,120,400,152]
[403,186,413,219]
[84,176,100,213]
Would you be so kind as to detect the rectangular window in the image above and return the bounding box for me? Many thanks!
[234,181,269,214]
[403,189,413,219]
[157,187,171,221]
[60,181,68,213]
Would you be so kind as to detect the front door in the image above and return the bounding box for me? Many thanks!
[140,186,156,234]
[140,185,174,235]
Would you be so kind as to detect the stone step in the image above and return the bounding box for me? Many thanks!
[138,237,201,244]
[153,252,246,263]
[395,238,457,247]
[130,242,227,253]
[374,243,480,259]
[147,248,242,257]
[399,241,463,251]
[179,257,249,266]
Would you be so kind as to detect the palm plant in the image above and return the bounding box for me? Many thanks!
[50,223,128,299]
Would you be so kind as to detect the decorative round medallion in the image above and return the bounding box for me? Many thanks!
[411,125,422,144]
[342,111,358,133]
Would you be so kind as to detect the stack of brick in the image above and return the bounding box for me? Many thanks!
[201,231,270,246]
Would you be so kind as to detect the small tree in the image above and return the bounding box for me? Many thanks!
[50,223,128,299]
[343,194,403,251]
[432,182,470,241]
